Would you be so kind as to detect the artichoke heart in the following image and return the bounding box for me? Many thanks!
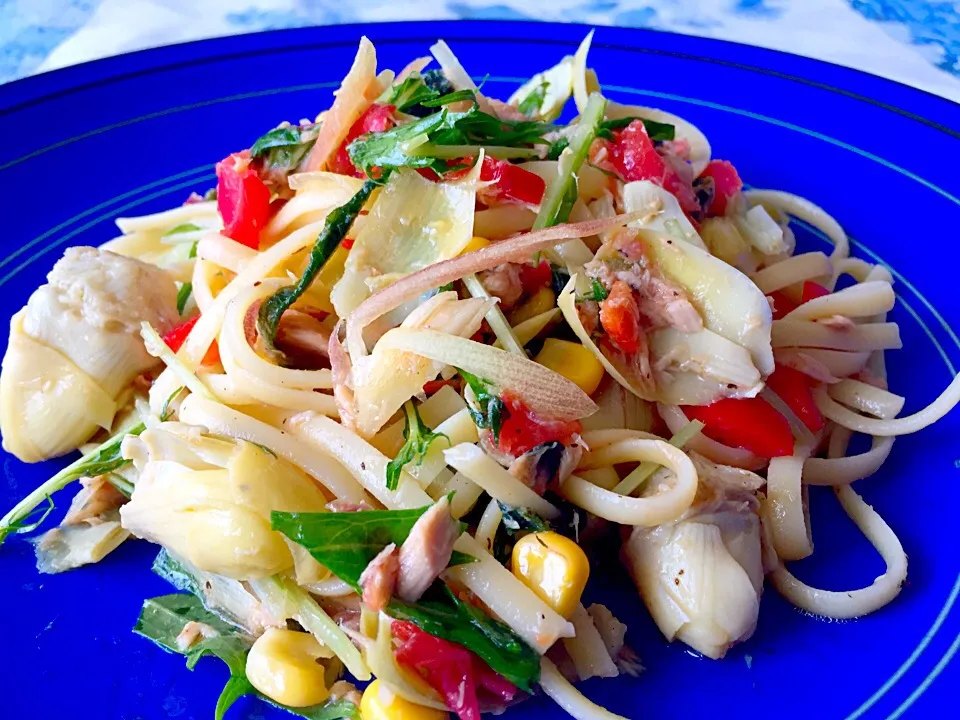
[622,453,763,659]
[1,311,118,463]
[0,247,179,462]
[119,424,327,580]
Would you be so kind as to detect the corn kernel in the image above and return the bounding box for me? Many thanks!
[246,628,331,708]
[535,338,605,396]
[460,236,490,255]
[360,679,448,720]
[512,531,590,619]
[509,287,556,326]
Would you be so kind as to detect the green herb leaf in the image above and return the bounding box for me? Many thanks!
[533,93,606,230]
[135,593,359,720]
[420,88,476,107]
[545,137,569,161]
[347,111,454,177]
[0,420,145,544]
[582,278,609,302]
[271,504,436,591]
[257,180,376,358]
[203,187,218,201]
[457,368,508,441]
[497,502,552,534]
[385,402,449,491]
[381,73,440,111]
[251,123,321,193]
[188,241,198,259]
[104,473,134,499]
[516,81,549,118]
[251,126,304,156]
[595,116,675,142]
[163,223,202,237]
[4,495,55,536]
[448,550,479,567]
[135,593,253,720]
[176,282,192,316]
[387,585,540,692]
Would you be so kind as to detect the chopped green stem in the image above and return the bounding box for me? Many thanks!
[532,92,606,231]
[613,420,705,496]
[0,418,146,545]
[462,274,525,356]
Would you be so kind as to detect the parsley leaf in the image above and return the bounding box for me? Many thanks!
[497,501,552,533]
[163,223,202,237]
[257,180,376,359]
[516,80,549,118]
[381,73,441,111]
[385,401,449,491]
[250,123,321,194]
[457,368,508,442]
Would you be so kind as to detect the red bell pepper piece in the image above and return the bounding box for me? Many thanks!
[518,259,552,293]
[328,103,396,177]
[698,160,742,217]
[607,120,699,214]
[801,281,831,303]
[215,151,272,249]
[681,397,794,457]
[765,365,824,432]
[769,290,798,321]
[495,392,581,458]
[162,316,220,366]
[599,280,641,354]
[392,621,517,720]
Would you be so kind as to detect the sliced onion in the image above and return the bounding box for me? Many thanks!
[306,37,381,171]
[374,328,596,422]
[343,213,640,360]
[571,30,596,114]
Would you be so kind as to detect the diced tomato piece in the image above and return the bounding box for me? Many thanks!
[681,397,794,458]
[162,316,220,366]
[801,281,831,303]
[447,156,546,206]
[698,160,742,217]
[518,260,552,293]
[341,238,355,250]
[423,379,461,395]
[769,290,799,320]
[495,392,581,458]
[393,621,517,720]
[215,151,272,249]
[607,120,698,214]
[599,280,641,354]
[328,103,396,177]
[765,365,824,433]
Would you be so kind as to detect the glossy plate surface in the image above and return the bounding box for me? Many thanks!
[1,20,958,720]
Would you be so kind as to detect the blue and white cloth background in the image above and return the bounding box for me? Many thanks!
[2,1,960,101]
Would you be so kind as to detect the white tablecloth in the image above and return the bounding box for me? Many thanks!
[3,1,960,102]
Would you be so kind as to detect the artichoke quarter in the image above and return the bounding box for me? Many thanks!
[119,423,328,580]
[0,247,179,462]
[622,452,764,659]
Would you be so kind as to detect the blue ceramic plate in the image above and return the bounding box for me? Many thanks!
[1,20,958,720]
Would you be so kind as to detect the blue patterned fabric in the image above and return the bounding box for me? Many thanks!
[2,1,960,101]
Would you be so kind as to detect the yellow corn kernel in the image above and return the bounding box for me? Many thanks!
[360,679,448,720]
[245,628,331,708]
[535,338,605,396]
[509,287,556,326]
[512,531,590,619]
[460,235,490,255]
